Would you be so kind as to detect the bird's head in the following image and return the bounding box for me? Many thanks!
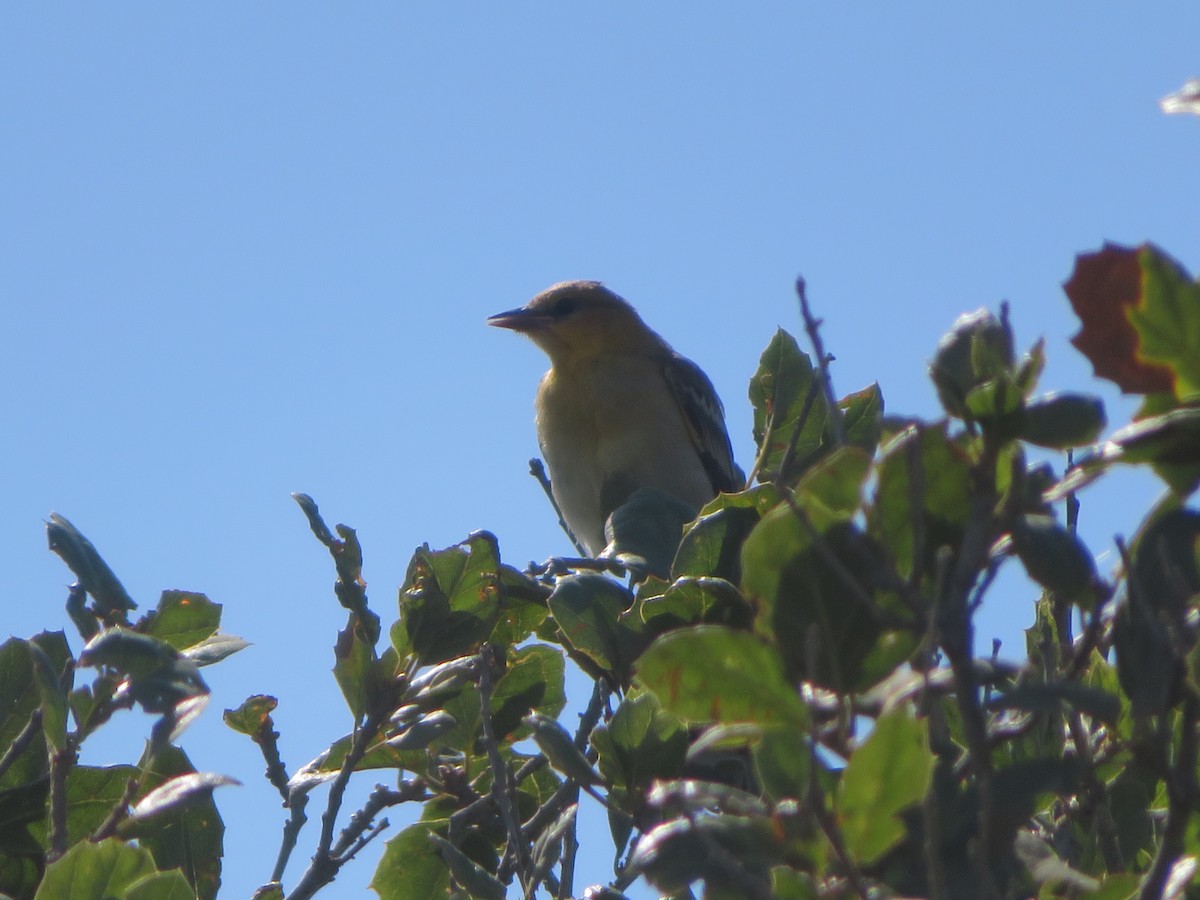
[488,281,663,364]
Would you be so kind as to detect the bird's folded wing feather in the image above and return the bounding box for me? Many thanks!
[662,354,744,494]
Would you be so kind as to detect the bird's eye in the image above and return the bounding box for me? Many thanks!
[554,297,579,317]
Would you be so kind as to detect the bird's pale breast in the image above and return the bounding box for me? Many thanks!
[535,353,716,555]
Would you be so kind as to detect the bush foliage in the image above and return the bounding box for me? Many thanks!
[3,242,1199,899]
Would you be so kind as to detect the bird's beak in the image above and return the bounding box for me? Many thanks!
[487,306,549,333]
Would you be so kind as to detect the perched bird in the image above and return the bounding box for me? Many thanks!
[489,281,741,556]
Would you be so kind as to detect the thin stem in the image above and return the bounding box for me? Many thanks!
[529,458,587,556]
[795,277,844,446]
[0,710,42,782]
[478,646,531,890]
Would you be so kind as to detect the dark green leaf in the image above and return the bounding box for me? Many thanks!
[333,625,377,721]
[672,486,777,581]
[526,714,601,787]
[749,329,824,484]
[45,514,137,617]
[385,711,458,751]
[593,690,687,794]
[400,534,503,665]
[1020,392,1107,449]
[427,833,506,900]
[28,642,68,753]
[124,745,225,900]
[640,577,753,633]
[488,644,565,740]
[547,574,642,684]
[1010,514,1099,605]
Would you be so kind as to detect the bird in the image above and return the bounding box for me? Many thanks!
[488,280,742,557]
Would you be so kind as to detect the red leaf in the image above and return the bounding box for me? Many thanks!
[1064,243,1174,395]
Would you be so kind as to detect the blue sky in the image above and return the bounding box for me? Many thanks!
[3,6,1196,897]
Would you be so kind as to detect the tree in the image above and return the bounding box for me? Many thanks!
[2,242,1198,899]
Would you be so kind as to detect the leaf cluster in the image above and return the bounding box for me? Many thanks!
[5,242,1200,899]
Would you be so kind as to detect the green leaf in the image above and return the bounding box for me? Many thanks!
[593,690,687,794]
[547,574,643,685]
[143,591,221,651]
[45,514,137,618]
[1020,392,1107,449]
[29,641,69,753]
[385,711,458,751]
[748,329,824,484]
[1114,507,1200,717]
[79,629,208,715]
[181,633,249,667]
[640,577,753,633]
[752,726,811,803]
[488,644,565,740]
[869,423,971,582]
[25,764,136,848]
[123,745,224,900]
[34,839,157,900]
[636,626,807,727]
[333,625,377,721]
[672,487,774,582]
[741,499,884,689]
[840,383,885,455]
[370,823,451,899]
[838,706,934,864]
[427,833,506,900]
[526,714,601,786]
[1127,245,1200,400]
[0,638,56,789]
[221,695,277,740]
[399,533,503,665]
[125,869,198,900]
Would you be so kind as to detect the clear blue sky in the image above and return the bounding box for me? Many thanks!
[3,6,1195,897]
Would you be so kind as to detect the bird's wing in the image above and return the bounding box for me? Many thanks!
[662,354,743,494]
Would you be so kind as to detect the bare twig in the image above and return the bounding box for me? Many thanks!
[478,646,532,891]
[795,277,844,446]
[804,625,871,900]
[286,705,388,900]
[529,459,588,556]
[271,792,308,886]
